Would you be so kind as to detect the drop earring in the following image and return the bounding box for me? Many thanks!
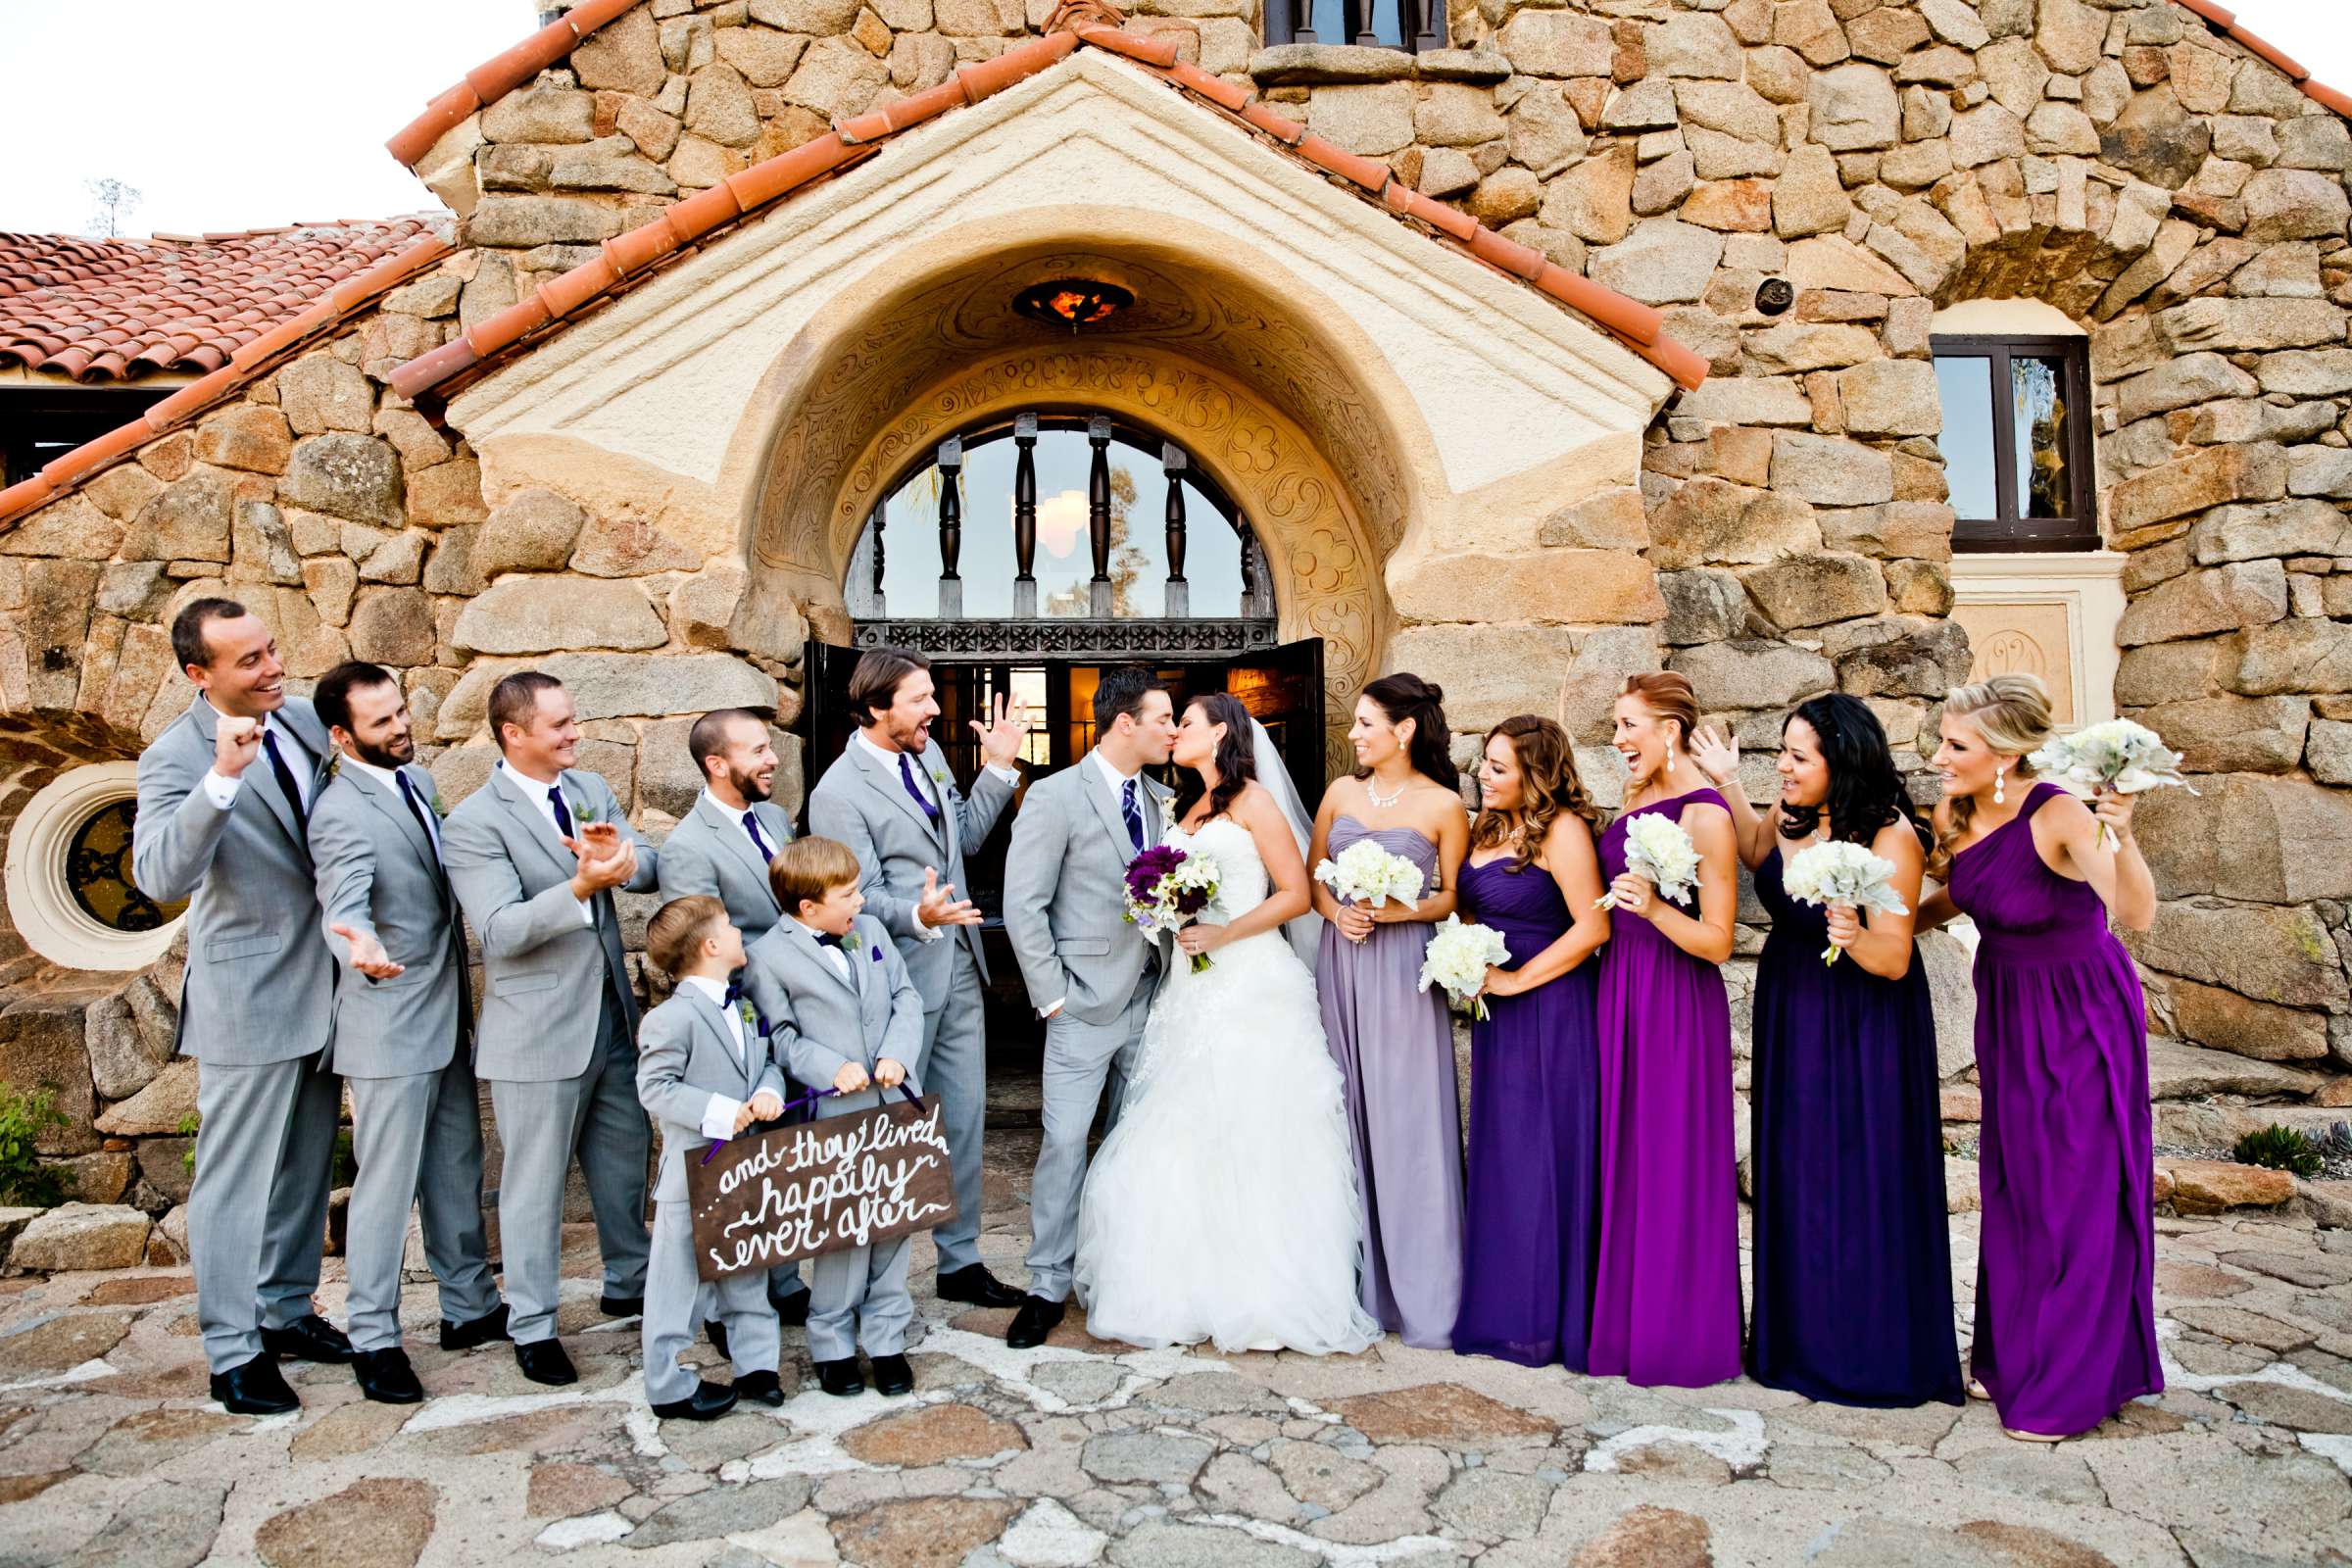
[1666,739,1678,776]
[1993,764,2006,807]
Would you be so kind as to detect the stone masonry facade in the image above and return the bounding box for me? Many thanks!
[3,0,2351,1242]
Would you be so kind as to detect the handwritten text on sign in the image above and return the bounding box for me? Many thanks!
[685,1095,958,1282]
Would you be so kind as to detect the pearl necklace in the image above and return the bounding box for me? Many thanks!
[1365,774,1408,808]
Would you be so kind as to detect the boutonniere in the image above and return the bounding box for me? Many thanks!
[326,753,343,780]
[430,792,449,818]
[571,796,600,824]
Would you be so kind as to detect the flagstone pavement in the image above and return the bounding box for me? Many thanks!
[2,1128,2349,1568]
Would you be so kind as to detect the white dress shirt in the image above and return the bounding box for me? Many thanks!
[346,756,442,862]
[200,705,315,810]
[700,788,780,863]
[793,917,855,982]
[497,759,594,924]
[856,729,1018,942]
[680,973,757,1140]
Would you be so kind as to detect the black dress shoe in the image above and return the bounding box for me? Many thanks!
[935,1265,1023,1309]
[261,1314,355,1364]
[599,1294,644,1318]
[771,1288,810,1327]
[353,1347,424,1404]
[1004,1296,1065,1349]
[440,1303,511,1352]
[706,1319,731,1358]
[651,1378,738,1421]
[815,1357,865,1397]
[869,1352,914,1396]
[514,1338,577,1386]
[734,1369,786,1406]
[210,1354,299,1415]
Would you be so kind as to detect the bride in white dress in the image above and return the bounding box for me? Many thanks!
[1074,693,1381,1355]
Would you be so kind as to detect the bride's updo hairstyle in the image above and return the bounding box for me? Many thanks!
[1359,672,1458,793]
[1928,673,2053,880]
[1176,691,1259,824]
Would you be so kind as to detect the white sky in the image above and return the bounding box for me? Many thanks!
[0,0,2345,238]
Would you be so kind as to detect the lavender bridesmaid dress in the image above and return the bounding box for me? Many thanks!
[1451,856,1598,1370]
[1318,817,1463,1348]
[1589,789,1742,1388]
[1947,782,2161,1437]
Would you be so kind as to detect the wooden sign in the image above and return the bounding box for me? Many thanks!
[686,1094,958,1283]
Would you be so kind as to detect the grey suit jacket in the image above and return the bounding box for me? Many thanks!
[441,763,658,1082]
[132,696,336,1066]
[309,760,469,1080]
[742,913,925,1122]
[657,793,793,944]
[636,987,787,1203]
[1001,758,1172,1028]
[806,736,1015,1003]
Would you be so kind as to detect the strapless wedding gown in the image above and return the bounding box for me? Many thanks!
[1073,816,1380,1354]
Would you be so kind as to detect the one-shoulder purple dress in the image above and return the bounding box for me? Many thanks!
[1589,789,1742,1388]
[1749,843,1962,1408]
[1319,816,1463,1348]
[1947,782,2161,1437]
[1452,855,1599,1370]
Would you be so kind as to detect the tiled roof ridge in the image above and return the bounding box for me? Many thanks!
[383,19,1711,415]
[0,231,454,524]
[386,0,640,168]
[2172,0,2352,121]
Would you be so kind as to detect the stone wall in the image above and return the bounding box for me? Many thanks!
[3,0,2350,1212]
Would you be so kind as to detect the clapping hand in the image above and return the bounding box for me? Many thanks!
[565,824,635,895]
[914,865,981,929]
[1690,726,1739,789]
[1825,904,1861,953]
[329,923,406,982]
[747,1089,784,1122]
[970,691,1029,769]
[873,1057,906,1090]
[214,714,264,779]
[833,1060,871,1095]
[1606,871,1656,918]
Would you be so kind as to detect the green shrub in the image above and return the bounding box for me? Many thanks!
[179,1113,200,1173]
[0,1086,70,1207]
[2234,1124,2323,1180]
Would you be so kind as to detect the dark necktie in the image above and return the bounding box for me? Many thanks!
[393,771,440,862]
[741,808,774,861]
[548,786,574,839]
[263,730,308,829]
[1120,776,1144,852]
[899,752,940,825]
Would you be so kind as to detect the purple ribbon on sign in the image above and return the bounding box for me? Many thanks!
[698,1082,923,1164]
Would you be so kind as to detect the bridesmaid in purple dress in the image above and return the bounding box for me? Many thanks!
[1589,672,1742,1388]
[1452,716,1610,1369]
[1920,674,2160,1442]
[1695,694,1962,1408]
[1308,673,1470,1348]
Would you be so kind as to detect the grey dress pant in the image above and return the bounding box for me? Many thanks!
[488,992,651,1344]
[344,1050,501,1352]
[919,944,989,1277]
[1022,971,1156,1304]
[644,1200,777,1404]
[189,1048,342,1374]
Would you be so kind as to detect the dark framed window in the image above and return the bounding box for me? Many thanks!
[1,385,175,487]
[1265,0,1443,53]
[1931,334,2098,552]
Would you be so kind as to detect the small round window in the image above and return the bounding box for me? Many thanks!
[4,762,189,970]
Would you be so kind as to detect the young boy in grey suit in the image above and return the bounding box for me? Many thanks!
[636,896,791,1420]
[743,837,927,1399]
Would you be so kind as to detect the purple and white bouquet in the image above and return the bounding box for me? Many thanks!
[1122,843,1222,972]
[1781,840,1908,966]
[2029,718,2196,851]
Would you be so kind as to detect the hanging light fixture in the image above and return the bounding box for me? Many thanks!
[1013,278,1134,332]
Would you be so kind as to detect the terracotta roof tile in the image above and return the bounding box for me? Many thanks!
[0,219,442,384]
[2172,0,2348,122]
[385,0,639,168]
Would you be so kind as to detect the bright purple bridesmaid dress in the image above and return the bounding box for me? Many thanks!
[1589,788,1742,1388]
[1947,781,2161,1437]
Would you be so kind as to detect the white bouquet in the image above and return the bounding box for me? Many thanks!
[1418,914,1512,1020]
[1315,838,1426,909]
[1597,810,1701,910]
[1781,840,1909,966]
[1121,843,1223,972]
[2028,718,2196,851]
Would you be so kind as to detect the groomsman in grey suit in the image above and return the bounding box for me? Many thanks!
[1000,666,1177,1348]
[308,662,507,1404]
[441,671,657,1386]
[656,707,809,1321]
[132,598,351,1414]
[806,647,1028,1311]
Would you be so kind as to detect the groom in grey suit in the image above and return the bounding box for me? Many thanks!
[442,671,657,1386]
[308,662,505,1405]
[132,598,350,1414]
[1000,666,1177,1347]
[656,707,808,1318]
[807,647,1030,1311]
